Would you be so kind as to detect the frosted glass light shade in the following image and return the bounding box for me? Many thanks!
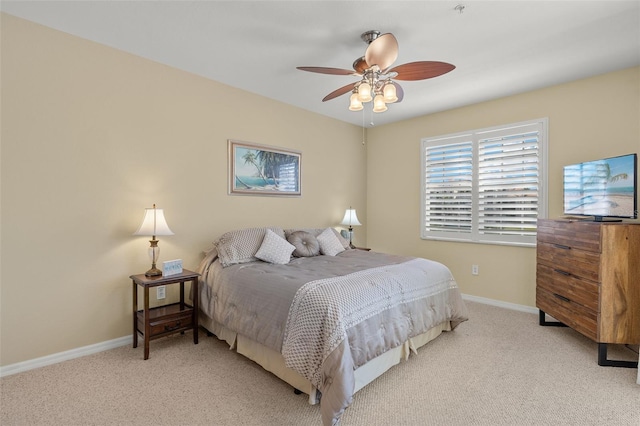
[357,82,372,103]
[340,209,362,227]
[383,82,398,103]
[349,93,363,111]
[133,206,174,236]
[372,94,387,113]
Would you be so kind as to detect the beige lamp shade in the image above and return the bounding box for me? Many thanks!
[133,206,174,237]
[340,208,362,227]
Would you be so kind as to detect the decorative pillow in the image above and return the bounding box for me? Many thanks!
[255,229,295,265]
[332,228,351,249]
[317,227,346,256]
[287,231,320,257]
[215,227,286,267]
[285,228,351,250]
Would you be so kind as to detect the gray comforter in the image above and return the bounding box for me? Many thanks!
[199,249,468,425]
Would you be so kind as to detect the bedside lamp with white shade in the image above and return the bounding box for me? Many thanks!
[340,207,362,249]
[133,204,174,277]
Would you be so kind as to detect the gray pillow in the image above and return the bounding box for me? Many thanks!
[215,227,286,267]
[287,231,320,257]
[284,228,351,250]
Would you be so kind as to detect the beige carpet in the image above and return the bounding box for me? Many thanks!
[1,301,638,425]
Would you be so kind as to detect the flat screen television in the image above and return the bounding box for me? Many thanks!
[563,153,637,221]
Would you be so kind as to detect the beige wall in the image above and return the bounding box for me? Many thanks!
[2,13,639,368]
[0,15,366,366]
[366,66,640,306]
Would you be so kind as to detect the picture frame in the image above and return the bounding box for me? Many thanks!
[228,140,301,196]
[162,259,183,277]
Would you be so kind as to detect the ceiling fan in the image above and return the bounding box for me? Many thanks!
[297,30,455,113]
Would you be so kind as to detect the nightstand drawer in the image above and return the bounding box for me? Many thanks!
[136,303,193,338]
[148,315,192,337]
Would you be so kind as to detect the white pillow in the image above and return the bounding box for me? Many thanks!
[317,227,345,256]
[255,229,296,265]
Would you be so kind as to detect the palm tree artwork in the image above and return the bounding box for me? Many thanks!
[231,142,301,195]
[238,150,272,188]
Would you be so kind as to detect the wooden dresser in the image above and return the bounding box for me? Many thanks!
[536,219,640,367]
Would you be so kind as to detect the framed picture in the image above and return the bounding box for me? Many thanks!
[228,140,301,196]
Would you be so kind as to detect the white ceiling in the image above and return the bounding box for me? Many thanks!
[2,1,639,128]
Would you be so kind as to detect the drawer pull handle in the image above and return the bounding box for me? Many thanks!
[553,244,571,250]
[164,321,181,332]
[554,269,571,276]
[553,293,571,303]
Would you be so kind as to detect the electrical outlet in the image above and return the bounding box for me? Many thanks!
[157,285,166,299]
[472,265,479,276]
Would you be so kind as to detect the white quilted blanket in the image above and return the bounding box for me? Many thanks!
[282,258,466,425]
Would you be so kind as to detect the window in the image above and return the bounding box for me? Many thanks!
[421,118,548,247]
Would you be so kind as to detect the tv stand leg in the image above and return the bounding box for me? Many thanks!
[598,343,638,368]
[539,310,568,327]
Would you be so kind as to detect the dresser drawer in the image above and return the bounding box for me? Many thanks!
[537,219,601,253]
[536,286,598,341]
[536,264,599,312]
[537,242,600,282]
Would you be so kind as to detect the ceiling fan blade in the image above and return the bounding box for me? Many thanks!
[389,61,455,81]
[322,82,357,102]
[296,66,356,76]
[352,56,369,74]
[364,33,398,71]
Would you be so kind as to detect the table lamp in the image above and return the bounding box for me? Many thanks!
[133,204,174,277]
[340,207,362,249]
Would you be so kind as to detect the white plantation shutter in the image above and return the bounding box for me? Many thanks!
[423,137,473,236]
[421,119,547,246]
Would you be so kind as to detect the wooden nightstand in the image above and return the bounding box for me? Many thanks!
[131,269,200,360]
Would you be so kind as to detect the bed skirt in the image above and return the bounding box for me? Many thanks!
[199,311,452,404]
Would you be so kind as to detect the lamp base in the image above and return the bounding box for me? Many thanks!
[144,266,163,277]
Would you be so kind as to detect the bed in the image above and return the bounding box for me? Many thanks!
[197,227,468,425]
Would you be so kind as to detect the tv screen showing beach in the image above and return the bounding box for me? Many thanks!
[563,154,637,219]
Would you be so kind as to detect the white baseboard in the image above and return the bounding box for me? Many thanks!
[462,293,538,315]
[1,295,535,378]
[0,335,131,378]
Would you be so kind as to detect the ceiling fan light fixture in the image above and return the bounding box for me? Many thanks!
[357,82,372,103]
[349,92,364,111]
[383,81,398,103]
[297,30,455,115]
[372,94,387,113]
